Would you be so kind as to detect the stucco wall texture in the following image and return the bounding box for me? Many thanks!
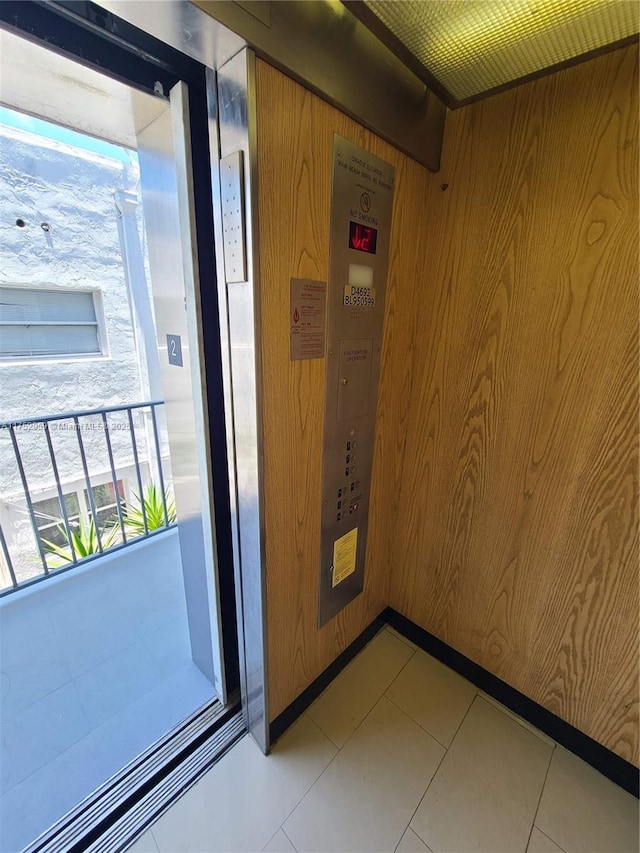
[0,122,160,583]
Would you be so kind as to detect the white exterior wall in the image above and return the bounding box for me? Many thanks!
[0,125,145,416]
[0,124,165,584]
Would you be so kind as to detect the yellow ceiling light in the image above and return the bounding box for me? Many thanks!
[362,0,639,102]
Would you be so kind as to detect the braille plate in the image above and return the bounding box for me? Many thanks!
[220,150,247,283]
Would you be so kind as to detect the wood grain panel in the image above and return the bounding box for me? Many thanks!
[256,60,431,720]
[390,44,639,764]
[256,45,638,762]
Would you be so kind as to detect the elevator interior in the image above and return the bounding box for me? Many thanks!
[0,0,638,848]
[27,0,640,777]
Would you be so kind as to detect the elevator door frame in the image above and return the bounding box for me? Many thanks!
[0,0,254,726]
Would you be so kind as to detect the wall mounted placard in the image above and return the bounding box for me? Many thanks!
[290,278,327,360]
[166,334,183,367]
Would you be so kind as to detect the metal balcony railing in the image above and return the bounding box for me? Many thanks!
[0,400,176,596]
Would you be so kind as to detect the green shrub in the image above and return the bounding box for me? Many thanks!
[41,482,175,564]
[42,516,120,564]
[122,483,176,537]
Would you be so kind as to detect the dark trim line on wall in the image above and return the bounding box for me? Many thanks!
[384,608,639,799]
[270,608,639,799]
[269,612,387,744]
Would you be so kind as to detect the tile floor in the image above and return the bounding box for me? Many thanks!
[0,529,216,852]
[128,626,640,853]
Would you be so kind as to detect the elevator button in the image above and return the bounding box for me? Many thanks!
[350,483,355,491]
[346,455,350,463]
[338,488,342,498]
[346,441,351,451]
[345,468,349,477]
[338,500,342,509]
[337,513,341,521]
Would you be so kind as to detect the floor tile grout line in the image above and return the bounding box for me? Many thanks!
[342,645,419,743]
[130,641,633,853]
[392,828,404,853]
[381,645,418,701]
[274,714,343,838]
[149,825,160,851]
[394,826,433,853]
[392,825,429,853]
[383,691,450,751]
[48,616,158,685]
[404,689,480,850]
[350,690,433,850]
[2,596,79,721]
[526,742,557,852]
[383,624,418,652]
[284,679,425,848]
[307,627,413,715]
[533,824,568,853]
[302,711,341,751]
[72,642,168,725]
[400,731,450,849]
[67,646,184,759]
[281,823,298,852]
[448,688,480,747]
[308,637,417,752]
[477,691,556,749]
[1,678,97,797]
[2,662,75,723]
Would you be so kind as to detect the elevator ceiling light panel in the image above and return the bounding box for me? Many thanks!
[361,0,639,104]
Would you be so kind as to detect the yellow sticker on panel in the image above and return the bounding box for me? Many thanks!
[332,527,358,588]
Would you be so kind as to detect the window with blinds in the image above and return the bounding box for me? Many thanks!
[0,286,103,359]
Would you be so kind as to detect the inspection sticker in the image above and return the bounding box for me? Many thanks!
[332,527,358,587]
[344,285,376,307]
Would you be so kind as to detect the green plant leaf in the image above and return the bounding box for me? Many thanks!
[42,514,120,564]
[122,483,176,537]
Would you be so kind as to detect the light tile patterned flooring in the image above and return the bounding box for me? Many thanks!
[129,627,640,853]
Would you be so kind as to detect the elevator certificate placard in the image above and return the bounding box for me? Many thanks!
[332,527,358,587]
[290,278,327,360]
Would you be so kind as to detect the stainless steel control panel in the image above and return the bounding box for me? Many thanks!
[318,135,395,626]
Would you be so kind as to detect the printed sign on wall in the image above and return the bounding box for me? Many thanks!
[290,278,327,360]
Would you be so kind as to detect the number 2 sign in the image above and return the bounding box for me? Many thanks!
[166,334,183,367]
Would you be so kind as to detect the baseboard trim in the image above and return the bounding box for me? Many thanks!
[269,610,387,744]
[384,607,639,799]
[269,606,638,799]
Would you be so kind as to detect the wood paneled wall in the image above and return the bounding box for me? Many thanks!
[256,43,639,764]
[255,59,432,720]
[390,44,639,765]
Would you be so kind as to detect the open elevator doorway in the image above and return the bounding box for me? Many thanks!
[0,20,238,852]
